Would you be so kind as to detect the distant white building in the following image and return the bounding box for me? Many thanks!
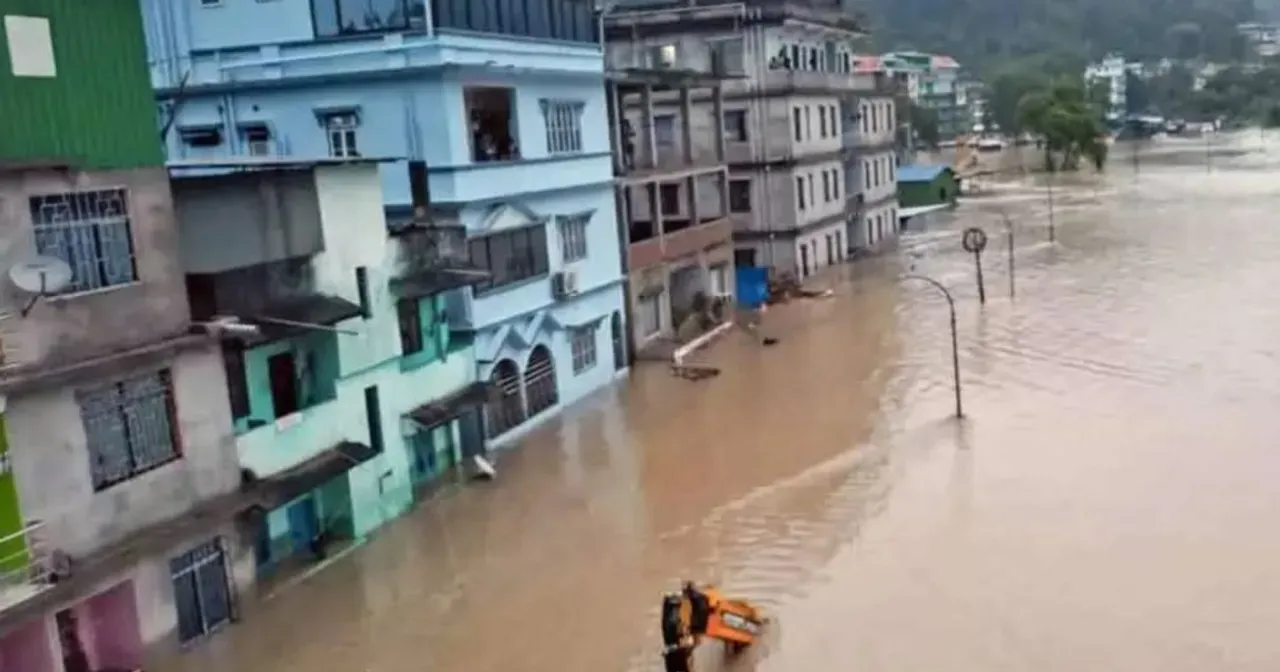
[1085,54,1141,119]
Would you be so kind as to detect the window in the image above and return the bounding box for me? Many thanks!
[831,168,840,199]
[241,124,272,156]
[835,230,844,259]
[863,159,871,190]
[541,99,584,155]
[792,107,802,142]
[558,213,590,263]
[724,110,748,142]
[822,171,831,202]
[708,263,729,297]
[310,0,417,38]
[660,184,680,216]
[796,176,806,210]
[729,179,751,213]
[466,86,519,162]
[355,266,370,318]
[808,174,815,206]
[266,351,300,419]
[830,105,838,133]
[30,189,137,294]
[873,160,880,188]
[179,126,223,148]
[78,369,181,491]
[654,115,676,146]
[222,345,249,421]
[171,539,232,644]
[860,104,869,135]
[326,113,359,157]
[710,38,744,75]
[364,385,384,453]
[570,326,597,374]
[5,15,56,78]
[486,360,524,437]
[467,225,549,293]
[804,106,812,139]
[639,294,662,337]
[397,298,423,355]
[818,106,827,138]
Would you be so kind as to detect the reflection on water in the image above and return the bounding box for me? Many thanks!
[158,132,1280,671]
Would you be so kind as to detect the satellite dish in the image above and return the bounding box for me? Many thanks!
[9,256,73,317]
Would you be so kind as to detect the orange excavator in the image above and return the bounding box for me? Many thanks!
[660,581,767,672]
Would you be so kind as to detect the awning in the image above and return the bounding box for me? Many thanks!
[406,381,492,430]
[245,441,380,510]
[242,294,363,344]
[390,267,489,301]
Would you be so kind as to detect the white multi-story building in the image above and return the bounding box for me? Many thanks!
[605,0,898,280]
[1085,54,1135,119]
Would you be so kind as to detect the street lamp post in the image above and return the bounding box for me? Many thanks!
[903,274,964,419]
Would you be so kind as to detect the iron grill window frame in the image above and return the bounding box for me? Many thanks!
[29,188,138,295]
[78,369,183,492]
[541,99,585,156]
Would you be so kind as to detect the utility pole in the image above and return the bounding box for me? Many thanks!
[1046,171,1056,243]
[1004,215,1015,299]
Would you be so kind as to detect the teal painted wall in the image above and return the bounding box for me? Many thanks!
[235,332,340,435]
[898,172,960,209]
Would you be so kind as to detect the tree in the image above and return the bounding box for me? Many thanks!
[1017,77,1108,171]
[908,102,941,147]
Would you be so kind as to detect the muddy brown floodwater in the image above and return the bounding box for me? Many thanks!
[162,133,1280,671]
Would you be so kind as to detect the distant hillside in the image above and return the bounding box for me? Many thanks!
[863,0,1256,74]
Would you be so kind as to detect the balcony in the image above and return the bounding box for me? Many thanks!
[618,145,726,184]
[236,396,353,478]
[428,153,612,204]
[0,522,52,614]
[629,218,732,270]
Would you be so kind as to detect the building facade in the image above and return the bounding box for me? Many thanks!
[141,0,629,448]
[604,10,737,356]
[606,0,871,280]
[0,2,252,669]
[849,78,901,252]
[169,158,487,596]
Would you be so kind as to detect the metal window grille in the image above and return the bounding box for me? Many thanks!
[326,114,359,158]
[486,361,525,438]
[78,369,180,491]
[570,326,597,374]
[557,214,590,263]
[523,346,559,416]
[29,189,137,294]
[170,538,232,643]
[541,99,584,155]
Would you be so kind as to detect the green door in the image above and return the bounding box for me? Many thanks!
[0,415,27,575]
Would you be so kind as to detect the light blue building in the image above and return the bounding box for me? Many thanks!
[142,0,630,448]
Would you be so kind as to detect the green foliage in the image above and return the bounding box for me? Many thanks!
[1015,78,1109,171]
[868,0,1254,77]
[908,102,941,148]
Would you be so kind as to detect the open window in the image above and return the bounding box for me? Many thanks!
[465,87,519,163]
[179,125,223,148]
[241,123,273,156]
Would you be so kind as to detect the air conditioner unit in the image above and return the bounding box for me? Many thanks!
[551,271,580,299]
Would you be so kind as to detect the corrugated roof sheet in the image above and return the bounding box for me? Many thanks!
[897,164,953,182]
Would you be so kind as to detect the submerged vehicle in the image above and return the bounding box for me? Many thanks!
[660,581,768,672]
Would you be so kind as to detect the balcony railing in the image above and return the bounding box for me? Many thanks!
[0,521,55,613]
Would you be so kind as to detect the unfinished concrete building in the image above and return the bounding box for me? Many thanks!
[606,8,739,356]
[604,0,895,282]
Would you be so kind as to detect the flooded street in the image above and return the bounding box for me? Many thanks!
[163,134,1280,671]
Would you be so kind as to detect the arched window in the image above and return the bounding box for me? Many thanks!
[524,345,559,417]
[485,359,524,438]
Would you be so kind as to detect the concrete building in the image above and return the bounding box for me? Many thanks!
[849,69,901,251]
[141,0,629,448]
[604,0,872,280]
[1085,54,1133,120]
[0,2,251,669]
[603,10,737,355]
[168,157,486,594]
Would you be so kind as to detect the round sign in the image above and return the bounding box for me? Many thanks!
[962,227,988,254]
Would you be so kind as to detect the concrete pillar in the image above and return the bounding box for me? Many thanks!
[606,83,625,173]
[687,175,700,228]
[648,182,664,241]
[719,171,729,218]
[712,85,726,163]
[641,85,657,170]
[679,87,694,164]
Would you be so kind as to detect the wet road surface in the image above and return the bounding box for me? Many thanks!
[161,133,1280,671]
